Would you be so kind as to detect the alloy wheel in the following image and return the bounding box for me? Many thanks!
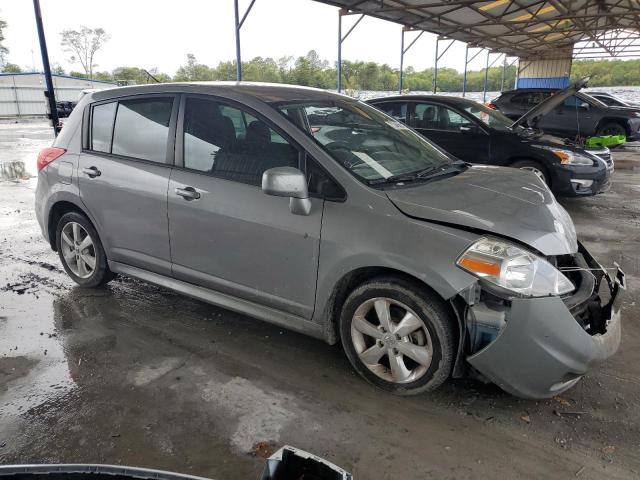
[60,221,96,279]
[519,166,546,184]
[350,297,433,384]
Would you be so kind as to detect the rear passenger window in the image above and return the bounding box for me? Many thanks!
[377,102,407,122]
[91,102,116,152]
[112,98,173,162]
[183,97,299,186]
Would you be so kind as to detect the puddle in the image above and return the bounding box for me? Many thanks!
[0,292,75,418]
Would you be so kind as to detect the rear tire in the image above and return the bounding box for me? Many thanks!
[511,159,550,186]
[56,211,113,287]
[339,276,455,395]
[596,122,626,138]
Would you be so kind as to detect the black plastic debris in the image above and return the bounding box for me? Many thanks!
[261,446,352,480]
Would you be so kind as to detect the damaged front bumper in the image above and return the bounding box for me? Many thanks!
[464,243,623,399]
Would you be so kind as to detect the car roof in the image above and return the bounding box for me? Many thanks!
[500,88,559,94]
[87,81,353,104]
[367,95,479,107]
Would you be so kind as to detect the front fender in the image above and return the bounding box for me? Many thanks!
[312,199,479,338]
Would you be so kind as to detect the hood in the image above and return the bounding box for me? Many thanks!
[386,165,578,256]
[510,77,589,129]
[528,133,593,153]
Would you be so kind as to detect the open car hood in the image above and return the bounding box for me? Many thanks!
[386,165,578,256]
[510,77,589,129]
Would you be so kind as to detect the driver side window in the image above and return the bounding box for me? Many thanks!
[183,97,299,186]
[412,103,471,132]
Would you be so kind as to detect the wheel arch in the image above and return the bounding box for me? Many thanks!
[47,199,95,251]
[596,118,630,136]
[322,266,462,349]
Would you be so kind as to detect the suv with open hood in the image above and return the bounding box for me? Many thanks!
[490,79,640,141]
[35,83,623,399]
[367,80,613,197]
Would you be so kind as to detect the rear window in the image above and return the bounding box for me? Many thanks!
[89,97,173,163]
[91,102,116,152]
[511,91,551,107]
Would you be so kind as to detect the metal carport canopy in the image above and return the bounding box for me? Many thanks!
[312,0,640,58]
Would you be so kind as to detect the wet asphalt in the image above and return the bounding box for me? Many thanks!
[1,122,639,479]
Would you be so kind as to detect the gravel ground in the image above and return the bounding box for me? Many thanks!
[1,122,639,479]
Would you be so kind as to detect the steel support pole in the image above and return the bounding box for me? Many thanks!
[501,56,506,91]
[234,0,242,81]
[234,0,257,82]
[432,38,439,94]
[337,12,342,92]
[337,11,364,92]
[462,45,469,97]
[482,50,489,102]
[399,29,405,93]
[33,0,59,135]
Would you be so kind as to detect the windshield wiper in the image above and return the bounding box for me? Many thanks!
[368,162,467,185]
[416,164,468,181]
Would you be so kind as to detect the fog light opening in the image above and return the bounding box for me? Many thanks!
[571,179,594,194]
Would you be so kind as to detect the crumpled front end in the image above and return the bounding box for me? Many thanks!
[463,242,622,399]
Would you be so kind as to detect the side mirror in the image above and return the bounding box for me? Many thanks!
[262,167,311,216]
[580,102,590,109]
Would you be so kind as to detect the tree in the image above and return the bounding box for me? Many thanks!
[60,26,110,79]
[51,63,66,75]
[0,17,8,66]
[174,54,215,81]
[2,63,21,73]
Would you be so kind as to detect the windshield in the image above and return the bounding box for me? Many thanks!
[461,103,513,132]
[275,100,453,184]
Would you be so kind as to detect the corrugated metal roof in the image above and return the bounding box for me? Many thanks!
[315,1,640,58]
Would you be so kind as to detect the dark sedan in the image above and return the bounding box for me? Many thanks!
[367,95,612,197]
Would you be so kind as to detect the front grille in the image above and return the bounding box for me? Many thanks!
[589,149,613,168]
[555,247,609,335]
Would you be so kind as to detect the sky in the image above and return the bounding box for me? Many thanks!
[0,0,488,76]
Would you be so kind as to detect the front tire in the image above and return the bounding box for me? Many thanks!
[596,122,626,137]
[339,277,455,395]
[511,159,550,186]
[56,211,113,287]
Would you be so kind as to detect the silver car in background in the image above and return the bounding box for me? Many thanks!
[35,83,623,399]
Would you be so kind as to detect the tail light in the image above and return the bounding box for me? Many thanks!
[485,102,498,110]
[37,147,66,172]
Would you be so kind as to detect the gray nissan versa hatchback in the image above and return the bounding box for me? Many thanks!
[35,83,624,399]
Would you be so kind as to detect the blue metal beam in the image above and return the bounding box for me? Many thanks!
[32,0,59,135]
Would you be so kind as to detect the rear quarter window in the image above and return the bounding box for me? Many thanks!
[91,102,117,152]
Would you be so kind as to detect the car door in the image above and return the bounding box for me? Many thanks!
[409,102,490,163]
[537,94,594,136]
[79,94,178,276]
[168,95,323,319]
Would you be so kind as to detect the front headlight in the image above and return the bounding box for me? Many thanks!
[457,238,575,297]
[532,145,595,166]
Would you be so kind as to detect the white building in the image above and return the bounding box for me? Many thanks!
[0,72,117,117]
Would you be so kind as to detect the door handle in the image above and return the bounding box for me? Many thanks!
[82,166,101,178]
[175,186,201,200]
